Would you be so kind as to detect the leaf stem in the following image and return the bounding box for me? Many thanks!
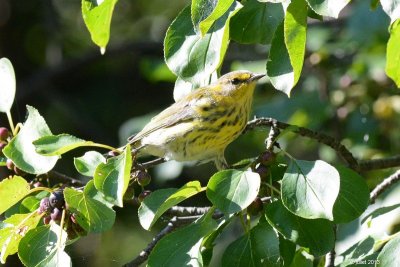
[6,110,15,135]
[29,187,53,194]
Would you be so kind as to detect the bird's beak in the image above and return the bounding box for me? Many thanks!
[249,73,265,83]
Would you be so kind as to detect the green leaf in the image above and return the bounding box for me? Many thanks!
[164,3,241,87]
[0,176,30,215]
[305,0,350,18]
[81,0,118,52]
[138,181,204,230]
[230,0,284,45]
[361,203,400,225]
[381,0,400,24]
[64,187,115,233]
[18,223,71,267]
[93,145,131,207]
[386,20,400,88]
[0,58,16,113]
[289,249,313,267]
[33,134,96,156]
[84,180,113,208]
[0,212,42,263]
[281,159,340,220]
[191,0,235,36]
[279,235,296,267]
[3,106,58,174]
[338,236,377,266]
[221,219,280,267]
[74,151,106,177]
[147,211,218,267]
[266,0,307,96]
[284,0,307,89]
[333,166,370,224]
[207,169,260,214]
[19,196,41,214]
[265,200,335,256]
[377,234,400,267]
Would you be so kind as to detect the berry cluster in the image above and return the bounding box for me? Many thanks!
[38,189,85,239]
[131,169,152,202]
[248,151,278,216]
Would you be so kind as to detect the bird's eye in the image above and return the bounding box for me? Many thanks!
[231,78,241,85]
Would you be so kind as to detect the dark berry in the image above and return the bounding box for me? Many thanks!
[255,164,269,180]
[43,216,51,225]
[6,159,14,170]
[0,127,9,141]
[38,197,52,214]
[70,213,77,224]
[247,197,263,216]
[0,141,7,150]
[107,150,120,157]
[49,190,65,209]
[259,151,276,166]
[135,170,151,186]
[32,181,43,188]
[138,190,151,202]
[50,208,62,222]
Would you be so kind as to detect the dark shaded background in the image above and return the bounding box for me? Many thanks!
[1,0,400,266]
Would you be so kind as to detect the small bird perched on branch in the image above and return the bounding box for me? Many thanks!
[128,70,265,170]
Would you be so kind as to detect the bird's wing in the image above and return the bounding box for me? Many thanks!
[128,90,212,144]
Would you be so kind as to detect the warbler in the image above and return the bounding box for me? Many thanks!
[128,70,265,170]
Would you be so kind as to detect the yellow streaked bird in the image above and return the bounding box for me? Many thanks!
[128,70,265,170]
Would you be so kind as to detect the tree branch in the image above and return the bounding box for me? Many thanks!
[48,170,86,186]
[245,117,359,170]
[123,216,200,267]
[359,156,400,172]
[370,170,400,203]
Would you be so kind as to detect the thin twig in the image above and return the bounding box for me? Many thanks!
[48,170,85,186]
[370,170,400,203]
[359,155,400,172]
[325,224,337,267]
[245,117,359,170]
[123,216,197,267]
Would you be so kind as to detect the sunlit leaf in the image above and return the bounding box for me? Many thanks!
[0,58,16,113]
[0,176,30,215]
[18,223,71,267]
[2,106,58,174]
[139,181,204,230]
[305,0,350,18]
[165,3,241,88]
[377,234,400,267]
[386,20,400,88]
[93,145,132,207]
[0,212,42,263]
[74,151,106,177]
[381,0,400,24]
[281,159,340,220]
[191,0,235,36]
[64,187,115,233]
[81,0,118,51]
[207,169,260,214]
[266,0,307,96]
[33,134,97,156]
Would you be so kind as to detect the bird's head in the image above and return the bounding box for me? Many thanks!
[215,70,265,98]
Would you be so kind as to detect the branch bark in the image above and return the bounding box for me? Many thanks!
[370,170,400,203]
